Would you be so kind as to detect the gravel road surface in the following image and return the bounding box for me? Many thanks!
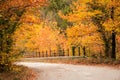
[17,62,120,80]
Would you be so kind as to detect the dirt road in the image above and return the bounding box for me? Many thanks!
[17,62,120,80]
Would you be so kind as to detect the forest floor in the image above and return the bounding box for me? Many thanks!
[17,62,120,80]
[0,65,36,80]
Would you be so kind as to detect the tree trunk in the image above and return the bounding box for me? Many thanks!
[111,2,116,59]
[111,31,116,59]
[78,47,80,56]
[83,46,86,56]
[104,42,110,57]
[72,46,75,56]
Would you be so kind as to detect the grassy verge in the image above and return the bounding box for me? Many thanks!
[21,57,120,68]
[0,65,36,80]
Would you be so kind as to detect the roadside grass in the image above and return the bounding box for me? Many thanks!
[0,65,36,80]
[21,57,120,68]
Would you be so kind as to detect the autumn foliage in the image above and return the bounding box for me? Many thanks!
[0,0,120,72]
[0,0,47,72]
[12,0,120,59]
[59,0,120,58]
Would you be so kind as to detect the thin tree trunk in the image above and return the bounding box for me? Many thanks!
[111,2,116,59]
[78,47,80,56]
[72,46,75,56]
[104,42,110,57]
[83,46,86,56]
[111,31,116,59]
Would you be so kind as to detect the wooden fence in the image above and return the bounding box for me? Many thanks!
[23,47,82,58]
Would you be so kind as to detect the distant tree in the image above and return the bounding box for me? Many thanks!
[13,23,66,55]
[40,0,73,31]
[87,0,120,59]
[59,0,120,59]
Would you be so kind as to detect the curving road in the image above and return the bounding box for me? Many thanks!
[17,62,120,80]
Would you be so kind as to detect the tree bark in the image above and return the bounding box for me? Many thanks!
[72,46,75,56]
[111,31,116,59]
[78,47,80,56]
[111,3,116,59]
[83,46,86,56]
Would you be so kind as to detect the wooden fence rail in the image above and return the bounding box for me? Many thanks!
[23,47,83,58]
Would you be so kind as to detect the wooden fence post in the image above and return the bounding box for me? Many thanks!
[63,49,65,56]
[72,46,75,56]
[83,46,86,56]
[42,51,44,57]
[78,47,80,56]
[39,52,40,57]
[49,50,51,57]
[46,50,48,57]
[53,50,56,57]
[67,49,69,56]
[36,52,37,57]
